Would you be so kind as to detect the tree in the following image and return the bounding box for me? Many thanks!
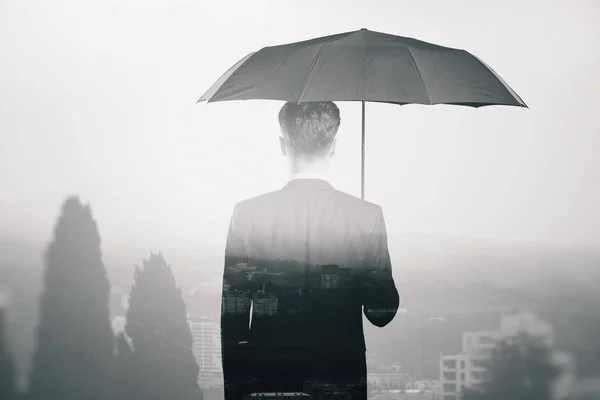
[462,331,561,400]
[124,252,201,400]
[569,377,600,400]
[29,196,114,400]
[114,332,135,400]
[0,307,16,400]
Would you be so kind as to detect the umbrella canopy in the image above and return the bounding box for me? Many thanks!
[198,28,527,198]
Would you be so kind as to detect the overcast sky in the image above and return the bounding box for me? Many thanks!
[1,0,599,262]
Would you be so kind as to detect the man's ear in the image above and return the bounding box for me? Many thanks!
[279,136,287,156]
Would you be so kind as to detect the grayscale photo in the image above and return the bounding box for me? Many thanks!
[1,1,599,400]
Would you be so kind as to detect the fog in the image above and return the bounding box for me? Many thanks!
[2,0,599,262]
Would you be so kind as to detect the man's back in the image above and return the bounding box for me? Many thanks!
[221,179,399,399]
[232,179,381,269]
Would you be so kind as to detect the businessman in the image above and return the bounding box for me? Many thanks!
[220,101,399,400]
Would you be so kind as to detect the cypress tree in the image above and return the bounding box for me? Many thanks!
[0,307,16,400]
[29,196,114,400]
[114,332,135,400]
[125,252,201,400]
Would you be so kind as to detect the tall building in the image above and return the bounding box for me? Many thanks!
[439,331,500,399]
[222,289,252,315]
[254,286,279,316]
[189,317,223,388]
[321,265,340,289]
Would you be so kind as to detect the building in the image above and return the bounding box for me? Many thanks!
[254,287,279,316]
[439,330,500,399]
[189,317,223,388]
[407,380,441,393]
[439,312,574,400]
[222,289,252,315]
[368,372,412,391]
[303,380,361,400]
[439,352,470,399]
[321,265,340,289]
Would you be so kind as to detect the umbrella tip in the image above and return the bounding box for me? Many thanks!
[360,28,367,30]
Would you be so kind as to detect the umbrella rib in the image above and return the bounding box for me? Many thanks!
[472,54,528,108]
[298,43,328,103]
[406,47,431,105]
[361,31,368,99]
[198,52,257,103]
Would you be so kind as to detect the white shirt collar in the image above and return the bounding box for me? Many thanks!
[289,172,330,182]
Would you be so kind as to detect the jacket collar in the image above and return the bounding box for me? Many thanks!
[283,177,334,191]
[289,172,330,182]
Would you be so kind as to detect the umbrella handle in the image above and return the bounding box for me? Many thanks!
[361,101,366,200]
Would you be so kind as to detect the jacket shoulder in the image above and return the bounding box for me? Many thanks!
[232,187,384,230]
[333,190,383,215]
[232,189,283,215]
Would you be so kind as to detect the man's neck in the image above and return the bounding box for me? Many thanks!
[288,157,330,175]
[289,172,330,181]
[288,163,330,181]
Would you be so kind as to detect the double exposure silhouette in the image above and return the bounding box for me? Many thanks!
[29,197,114,400]
[121,252,202,400]
[0,307,17,400]
[221,102,400,400]
[25,197,203,400]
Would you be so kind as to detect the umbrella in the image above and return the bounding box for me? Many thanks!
[198,28,527,199]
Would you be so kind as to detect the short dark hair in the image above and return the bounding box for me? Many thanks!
[278,101,341,158]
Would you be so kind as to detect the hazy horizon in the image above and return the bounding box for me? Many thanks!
[3,225,600,278]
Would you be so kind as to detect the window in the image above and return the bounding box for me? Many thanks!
[460,361,466,369]
[443,360,456,369]
[443,383,456,392]
[443,371,456,381]
[480,348,492,357]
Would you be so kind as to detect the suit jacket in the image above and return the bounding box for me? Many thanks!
[221,179,399,400]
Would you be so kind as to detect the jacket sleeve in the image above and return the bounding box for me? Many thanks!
[361,206,400,327]
[221,204,254,397]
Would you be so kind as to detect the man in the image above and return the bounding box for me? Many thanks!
[221,101,399,400]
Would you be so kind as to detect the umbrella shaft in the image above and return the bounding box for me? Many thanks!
[361,101,366,200]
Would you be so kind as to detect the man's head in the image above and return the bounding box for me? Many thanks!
[278,101,341,160]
